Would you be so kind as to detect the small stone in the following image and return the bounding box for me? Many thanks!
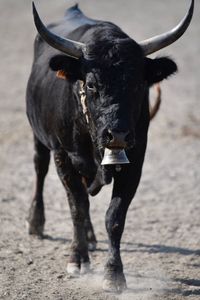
[27,257,33,265]
[14,249,23,255]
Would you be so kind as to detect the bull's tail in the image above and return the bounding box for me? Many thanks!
[149,83,161,120]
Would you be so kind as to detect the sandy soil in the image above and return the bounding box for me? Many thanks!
[0,0,200,299]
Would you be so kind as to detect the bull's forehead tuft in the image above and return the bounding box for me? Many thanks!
[84,37,143,68]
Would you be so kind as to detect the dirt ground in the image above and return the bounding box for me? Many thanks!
[0,0,200,299]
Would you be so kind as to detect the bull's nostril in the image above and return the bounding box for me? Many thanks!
[106,129,129,148]
[107,130,114,142]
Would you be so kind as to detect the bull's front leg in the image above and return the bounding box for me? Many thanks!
[54,149,95,275]
[103,156,144,293]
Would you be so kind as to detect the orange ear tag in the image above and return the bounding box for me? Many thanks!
[56,70,68,80]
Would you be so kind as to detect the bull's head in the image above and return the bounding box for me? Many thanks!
[32,1,194,153]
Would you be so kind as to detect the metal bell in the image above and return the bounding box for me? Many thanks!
[101,148,130,165]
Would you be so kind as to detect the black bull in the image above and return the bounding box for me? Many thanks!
[26,1,194,292]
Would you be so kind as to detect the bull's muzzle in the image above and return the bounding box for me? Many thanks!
[101,129,130,166]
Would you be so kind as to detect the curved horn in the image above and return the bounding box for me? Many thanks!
[140,0,194,56]
[32,2,85,59]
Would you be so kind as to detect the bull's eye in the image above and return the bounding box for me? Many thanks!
[87,83,97,93]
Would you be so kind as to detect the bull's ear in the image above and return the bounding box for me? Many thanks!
[49,55,82,81]
[145,57,177,85]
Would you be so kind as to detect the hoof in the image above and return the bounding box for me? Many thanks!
[88,241,97,252]
[103,279,118,293]
[67,262,91,276]
[80,262,91,274]
[102,274,127,293]
[67,263,80,276]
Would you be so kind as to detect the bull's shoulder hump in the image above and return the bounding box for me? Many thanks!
[64,4,99,27]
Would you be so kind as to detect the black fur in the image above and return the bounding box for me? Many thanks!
[26,5,178,291]
[49,55,82,81]
[145,57,177,85]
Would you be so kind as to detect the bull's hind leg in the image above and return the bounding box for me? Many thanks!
[27,136,50,236]
[54,149,92,275]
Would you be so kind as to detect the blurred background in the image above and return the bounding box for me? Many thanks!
[0,1,200,299]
